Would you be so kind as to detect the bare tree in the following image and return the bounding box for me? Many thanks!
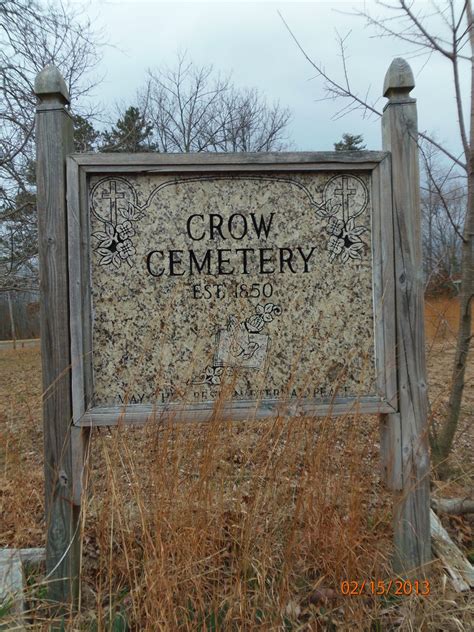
[280,0,472,473]
[215,86,291,152]
[0,0,102,290]
[140,54,291,153]
[420,142,466,293]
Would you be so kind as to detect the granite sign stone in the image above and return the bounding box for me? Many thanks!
[89,172,375,409]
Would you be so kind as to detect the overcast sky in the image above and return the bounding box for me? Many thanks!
[78,0,469,158]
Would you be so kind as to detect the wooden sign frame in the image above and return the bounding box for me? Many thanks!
[34,58,431,608]
[67,152,397,427]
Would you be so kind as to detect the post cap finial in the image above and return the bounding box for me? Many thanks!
[383,58,415,98]
[34,65,70,104]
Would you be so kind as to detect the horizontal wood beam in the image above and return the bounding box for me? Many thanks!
[70,150,388,169]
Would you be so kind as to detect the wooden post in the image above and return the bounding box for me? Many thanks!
[381,58,431,573]
[35,65,83,608]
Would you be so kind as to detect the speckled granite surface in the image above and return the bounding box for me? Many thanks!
[88,172,375,407]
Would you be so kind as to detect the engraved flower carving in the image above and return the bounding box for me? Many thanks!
[97,248,121,269]
[343,240,365,263]
[93,222,117,248]
[119,203,145,222]
[327,235,345,259]
[116,220,135,241]
[344,218,367,242]
[93,220,137,268]
[246,303,282,333]
[326,216,345,236]
[326,216,367,263]
[204,366,224,385]
[117,239,136,260]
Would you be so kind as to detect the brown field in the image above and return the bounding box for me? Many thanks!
[0,298,472,630]
[424,294,474,342]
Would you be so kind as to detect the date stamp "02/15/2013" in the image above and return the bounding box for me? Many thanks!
[340,579,431,597]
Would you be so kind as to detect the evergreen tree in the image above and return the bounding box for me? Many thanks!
[73,114,100,152]
[101,106,155,152]
[334,133,366,151]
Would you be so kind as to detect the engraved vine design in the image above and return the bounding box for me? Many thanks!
[90,177,145,269]
[319,174,369,263]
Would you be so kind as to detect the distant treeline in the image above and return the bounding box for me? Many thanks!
[0,290,40,340]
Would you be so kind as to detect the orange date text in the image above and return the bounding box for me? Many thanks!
[340,579,430,596]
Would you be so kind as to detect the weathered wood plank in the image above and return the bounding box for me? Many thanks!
[380,413,403,491]
[430,509,474,591]
[70,150,388,169]
[74,396,395,427]
[67,157,86,427]
[377,159,399,489]
[431,497,474,515]
[78,165,94,409]
[372,155,398,410]
[35,65,83,608]
[381,58,431,573]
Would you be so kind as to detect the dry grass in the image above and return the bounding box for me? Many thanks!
[0,297,472,630]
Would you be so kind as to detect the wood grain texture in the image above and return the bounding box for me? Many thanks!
[71,150,387,169]
[35,66,83,608]
[432,497,474,515]
[381,58,431,574]
[380,413,403,491]
[74,396,394,427]
[372,156,398,410]
[430,509,474,591]
[67,158,85,426]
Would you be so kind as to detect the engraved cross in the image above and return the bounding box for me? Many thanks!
[335,176,356,221]
[101,180,125,225]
